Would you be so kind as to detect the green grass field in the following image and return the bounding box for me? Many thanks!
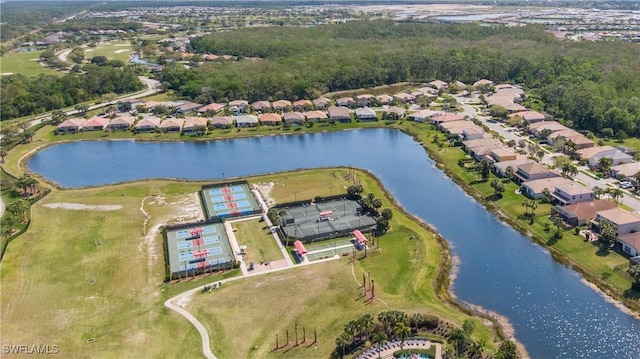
[232,217,283,264]
[0,50,62,77]
[83,41,133,63]
[0,166,497,358]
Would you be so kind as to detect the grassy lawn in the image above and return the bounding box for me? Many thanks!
[84,41,133,63]
[187,169,496,359]
[0,50,62,77]
[231,217,283,264]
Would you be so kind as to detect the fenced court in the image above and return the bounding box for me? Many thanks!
[278,198,377,243]
[165,223,235,279]
[304,238,358,262]
[201,181,261,221]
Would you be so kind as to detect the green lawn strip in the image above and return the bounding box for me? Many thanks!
[83,41,133,63]
[231,217,283,263]
[0,51,62,77]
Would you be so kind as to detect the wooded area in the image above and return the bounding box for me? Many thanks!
[160,21,640,136]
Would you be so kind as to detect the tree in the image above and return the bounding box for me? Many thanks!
[607,188,623,205]
[490,178,504,198]
[91,56,109,66]
[448,328,468,357]
[550,216,564,239]
[541,187,552,203]
[0,146,6,163]
[75,104,89,116]
[468,341,484,359]
[380,208,393,221]
[462,319,475,335]
[593,186,605,200]
[601,127,614,140]
[347,184,363,197]
[615,130,628,143]
[359,313,374,339]
[495,340,518,359]
[598,220,616,253]
[371,332,387,359]
[335,332,350,358]
[628,264,640,290]
[51,109,68,125]
[505,166,514,181]
[7,199,28,222]
[479,159,491,182]
[598,157,613,175]
[561,163,578,178]
[393,322,411,351]
[40,50,55,62]
[69,48,85,64]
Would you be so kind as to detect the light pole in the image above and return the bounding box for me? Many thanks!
[222,172,226,181]
[329,185,334,197]
[293,190,298,202]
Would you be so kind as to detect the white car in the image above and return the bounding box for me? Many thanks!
[619,181,633,189]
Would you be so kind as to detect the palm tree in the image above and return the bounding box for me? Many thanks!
[448,328,468,358]
[335,332,350,358]
[505,166,514,181]
[598,157,613,176]
[467,341,484,359]
[598,220,616,253]
[632,171,640,191]
[344,320,358,341]
[628,264,640,289]
[0,146,7,163]
[7,199,28,222]
[360,314,374,339]
[371,331,387,358]
[393,322,411,351]
[593,186,605,200]
[479,159,491,181]
[607,188,624,205]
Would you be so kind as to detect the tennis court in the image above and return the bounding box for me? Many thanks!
[278,198,377,243]
[304,238,357,261]
[201,181,261,220]
[165,222,235,278]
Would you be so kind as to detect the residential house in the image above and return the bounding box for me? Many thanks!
[283,112,306,126]
[376,94,394,105]
[415,87,439,99]
[548,129,594,150]
[508,110,546,124]
[251,101,272,113]
[617,233,640,257]
[393,93,415,104]
[550,182,595,205]
[182,117,208,135]
[384,107,406,120]
[593,207,640,235]
[272,100,292,112]
[175,101,202,115]
[576,146,615,162]
[259,113,283,126]
[407,109,439,123]
[462,138,503,152]
[55,118,86,134]
[305,110,328,122]
[158,118,184,133]
[472,79,494,89]
[210,116,234,129]
[432,113,466,125]
[236,115,259,128]
[198,102,225,115]
[81,117,109,131]
[514,163,559,183]
[107,115,136,131]
[521,177,574,199]
[356,94,375,107]
[228,100,249,114]
[335,97,355,108]
[439,120,475,134]
[610,162,640,180]
[328,106,352,123]
[529,121,568,138]
[355,107,377,121]
[428,80,448,91]
[313,97,331,109]
[588,148,634,168]
[489,147,518,162]
[117,99,144,113]
[551,199,616,227]
[134,117,161,133]
[493,158,535,178]
[293,99,313,112]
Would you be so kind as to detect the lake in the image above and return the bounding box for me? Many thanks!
[28,129,640,358]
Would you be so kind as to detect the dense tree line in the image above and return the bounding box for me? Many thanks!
[43,19,143,33]
[0,65,143,120]
[160,20,640,136]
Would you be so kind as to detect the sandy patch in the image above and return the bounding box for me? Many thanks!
[29,58,38,61]
[1,72,14,76]
[43,203,122,211]
[114,49,130,54]
[254,181,276,207]
[85,49,93,52]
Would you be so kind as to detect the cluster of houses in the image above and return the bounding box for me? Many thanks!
[55,81,454,135]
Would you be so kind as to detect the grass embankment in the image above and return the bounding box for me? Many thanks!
[398,121,640,311]
[187,169,497,359]
[0,167,498,358]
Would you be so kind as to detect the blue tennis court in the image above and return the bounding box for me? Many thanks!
[203,226,216,234]
[209,186,244,195]
[175,230,191,239]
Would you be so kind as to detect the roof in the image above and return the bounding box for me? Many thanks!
[177,101,202,111]
[463,138,502,150]
[83,117,109,128]
[293,240,307,255]
[385,106,406,117]
[251,101,271,110]
[493,158,535,172]
[440,120,474,130]
[490,147,517,159]
[158,118,184,128]
[293,99,312,107]
[577,146,615,160]
[554,182,593,196]
[428,80,448,89]
[597,207,640,226]
[313,97,331,106]
[199,102,225,113]
[134,117,161,128]
[236,115,258,124]
[259,113,282,123]
[473,79,493,87]
[355,107,377,118]
[57,118,86,128]
[228,100,248,107]
[353,230,367,244]
[319,210,333,216]
[611,162,640,177]
[408,109,439,119]
[109,115,136,126]
[328,106,351,119]
[283,112,305,122]
[305,110,328,120]
[618,233,640,253]
[356,94,375,100]
[518,162,554,176]
[183,117,208,128]
[336,97,354,106]
[508,110,546,122]
[376,94,394,103]
[522,177,573,194]
[272,100,292,109]
[554,199,616,221]
[393,93,415,102]
[432,113,465,123]
[210,116,234,125]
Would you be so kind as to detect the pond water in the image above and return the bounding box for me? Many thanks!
[27,129,640,358]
